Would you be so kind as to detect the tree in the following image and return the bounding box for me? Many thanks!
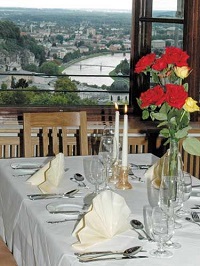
[56,34,64,44]
[55,77,77,91]
[1,83,7,90]
[39,61,59,75]
[23,63,39,72]
[15,78,29,88]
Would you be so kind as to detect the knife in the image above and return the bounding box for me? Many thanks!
[27,189,79,200]
[49,210,82,214]
[79,255,148,262]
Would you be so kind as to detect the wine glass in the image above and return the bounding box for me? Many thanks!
[176,172,192,216]
[98,135,117,190]
[90,157,105,194]
[83,156,105,195]
[149,206,174,258]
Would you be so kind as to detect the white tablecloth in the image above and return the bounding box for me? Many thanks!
[0,154,200,266]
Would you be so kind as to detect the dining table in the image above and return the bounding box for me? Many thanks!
[0,153,200,266]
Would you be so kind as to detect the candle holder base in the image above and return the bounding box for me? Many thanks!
[115,166,132,190]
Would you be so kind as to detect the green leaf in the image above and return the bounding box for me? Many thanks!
[157,120,169,127]
[150,105,157,111]
[175,127,190,139]
[160,128,170,138]
[183,83,189,92]
[160,103,170,114]
[142,109,149,120]
[152,72,160,83]
[152,112,167,121]
[136,98,141,107]
[169,116,177,126]
[182,137,200,156]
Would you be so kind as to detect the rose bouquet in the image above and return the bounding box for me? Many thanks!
[135,46,200,156]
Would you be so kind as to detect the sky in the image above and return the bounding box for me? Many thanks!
[0,0,177,11]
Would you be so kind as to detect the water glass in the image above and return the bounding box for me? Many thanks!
[150,206,174,258]
[176,172,192,216]
[98,135,117,189]
[83,156,105,195]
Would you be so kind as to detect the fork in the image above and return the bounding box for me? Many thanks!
[191,212,200,223]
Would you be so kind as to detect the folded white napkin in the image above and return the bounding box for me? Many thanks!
[145,151,182,189]
[72,190,132,250]
[145,154,165,189]
[26,153,65,193]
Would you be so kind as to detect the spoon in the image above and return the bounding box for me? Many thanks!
[70,174,88,188]
[130,219,153,241]
[129,221,146,240]
[75,246,143,259]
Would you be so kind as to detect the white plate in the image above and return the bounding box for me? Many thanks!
[11,162,42,170]
[46,202,83,218]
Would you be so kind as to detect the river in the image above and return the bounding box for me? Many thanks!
[62,53,130,86]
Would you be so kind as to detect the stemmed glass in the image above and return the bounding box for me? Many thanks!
[90,157,105,194]
[150,206,174,258]
[176,172,192,217]
[83,156,105,195]
[98,135,117,190]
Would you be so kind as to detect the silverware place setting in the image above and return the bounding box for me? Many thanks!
[129,163,152,170]
[27,189,80,200]
[75,246,147,262]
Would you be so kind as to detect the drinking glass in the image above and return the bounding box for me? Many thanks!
[149,206,174,258]
[176,172,192,216]
[83,156,105,195]
[98,135,117,190]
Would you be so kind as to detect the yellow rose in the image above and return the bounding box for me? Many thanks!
[174,66,191,79]
[183,97,200,112]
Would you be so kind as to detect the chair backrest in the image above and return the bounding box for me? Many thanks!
[23,111,88,157]
[179,138,200,178]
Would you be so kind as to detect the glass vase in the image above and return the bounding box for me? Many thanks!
[147,138,182,208]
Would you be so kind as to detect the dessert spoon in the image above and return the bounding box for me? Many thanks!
[130,219,153,241]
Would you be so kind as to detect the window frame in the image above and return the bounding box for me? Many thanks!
[130,0,200,121]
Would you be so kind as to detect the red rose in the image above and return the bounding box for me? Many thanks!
[134,53,156,73]
[165,84,188,109]
[164,47,189,67]
[152,57,168,71]
[140,85,166,108]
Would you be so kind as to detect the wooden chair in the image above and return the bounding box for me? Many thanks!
[0,137,20,158]
[179,139,200,179]
[23,111,88,157]
[128,135,148,154]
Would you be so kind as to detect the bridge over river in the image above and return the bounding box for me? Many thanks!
[74,63,116,70]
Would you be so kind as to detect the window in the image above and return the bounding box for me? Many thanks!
[130,0,200,121]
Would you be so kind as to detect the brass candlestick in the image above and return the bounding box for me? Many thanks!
[115,166,132,190]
